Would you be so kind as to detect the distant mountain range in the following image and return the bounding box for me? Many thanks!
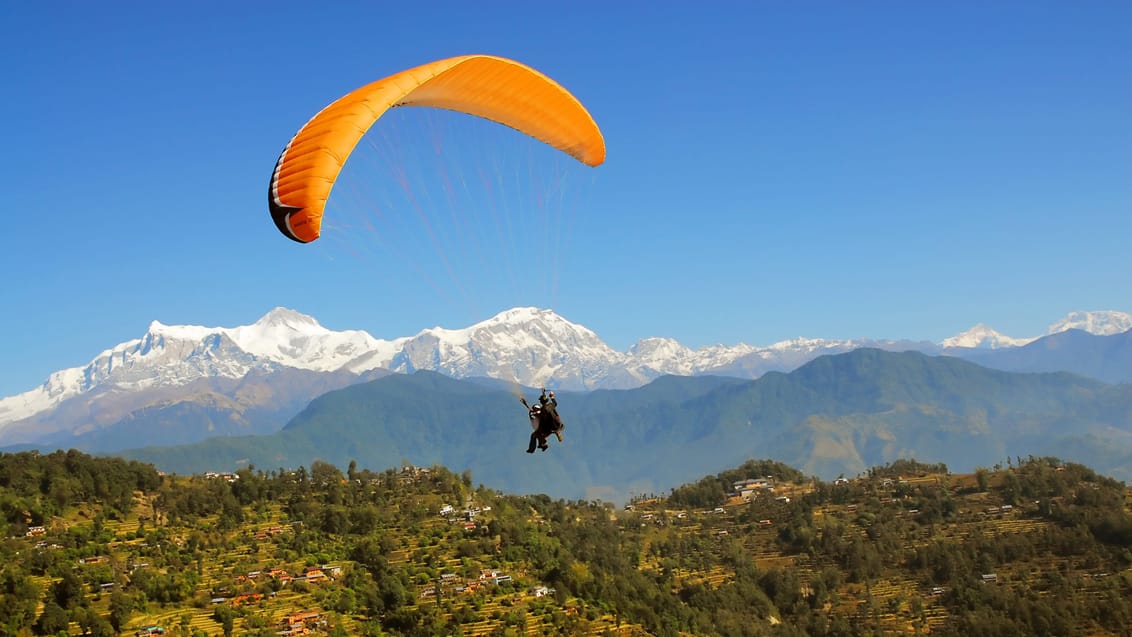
[120,348,1132,502]
[1,307,1130,456]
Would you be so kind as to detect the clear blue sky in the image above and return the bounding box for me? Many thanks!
[3,1,1130,397]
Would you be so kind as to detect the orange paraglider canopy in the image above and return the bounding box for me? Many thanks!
[269,54,606,243]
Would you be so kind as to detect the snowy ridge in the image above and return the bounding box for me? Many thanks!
[941,311,1132,349]
[941,323,1034,349]
[2,307,1130,433]
[1047,311,1132,336]
[0,308,393,427]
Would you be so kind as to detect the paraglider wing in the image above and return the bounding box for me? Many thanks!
[269,55,606,243]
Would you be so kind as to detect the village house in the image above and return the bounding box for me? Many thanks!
[254,525,289,541]
[299,567,328,584]
[279,610,322,636]
[457,581,483,594]
[203,471,238,482]
[230,593,263,606]
[732,478,772,497]
[285,611,320,625]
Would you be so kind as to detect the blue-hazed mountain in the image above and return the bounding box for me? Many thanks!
[952,328,1132,384]
[121,349,1132,502]
[22,367,392,453]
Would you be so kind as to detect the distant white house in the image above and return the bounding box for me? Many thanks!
[733,478,772,499]
[439,505,454,516]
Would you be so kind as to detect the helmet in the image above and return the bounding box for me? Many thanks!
[548,391,555,397]
[532,403,542,411]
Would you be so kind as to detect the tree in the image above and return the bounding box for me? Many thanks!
[33,601,69,636]
[975,468,989,492]
[108,589,132,632]
[0,567,39,634]
[50,569,84,610]
[73,606,115,637]
[213,605,235,637]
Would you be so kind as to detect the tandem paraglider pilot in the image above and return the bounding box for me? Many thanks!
[520,389,565,453]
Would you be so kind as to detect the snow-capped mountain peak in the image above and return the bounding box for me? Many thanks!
[629,337,691,358]
[0,309,393,429]
[226,307,388,372]
[146,319,214,342]
[941,323,1033,349]
[1047,311,1132,337]
[390,307,622,388]
[253,307,324,331]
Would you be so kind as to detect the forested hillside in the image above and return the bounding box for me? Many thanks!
[1,450,1130,636]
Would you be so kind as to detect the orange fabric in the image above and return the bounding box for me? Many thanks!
[270,55,606,243]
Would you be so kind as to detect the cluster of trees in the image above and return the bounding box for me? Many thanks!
[0,449,161,535]
[667,459,806,508]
